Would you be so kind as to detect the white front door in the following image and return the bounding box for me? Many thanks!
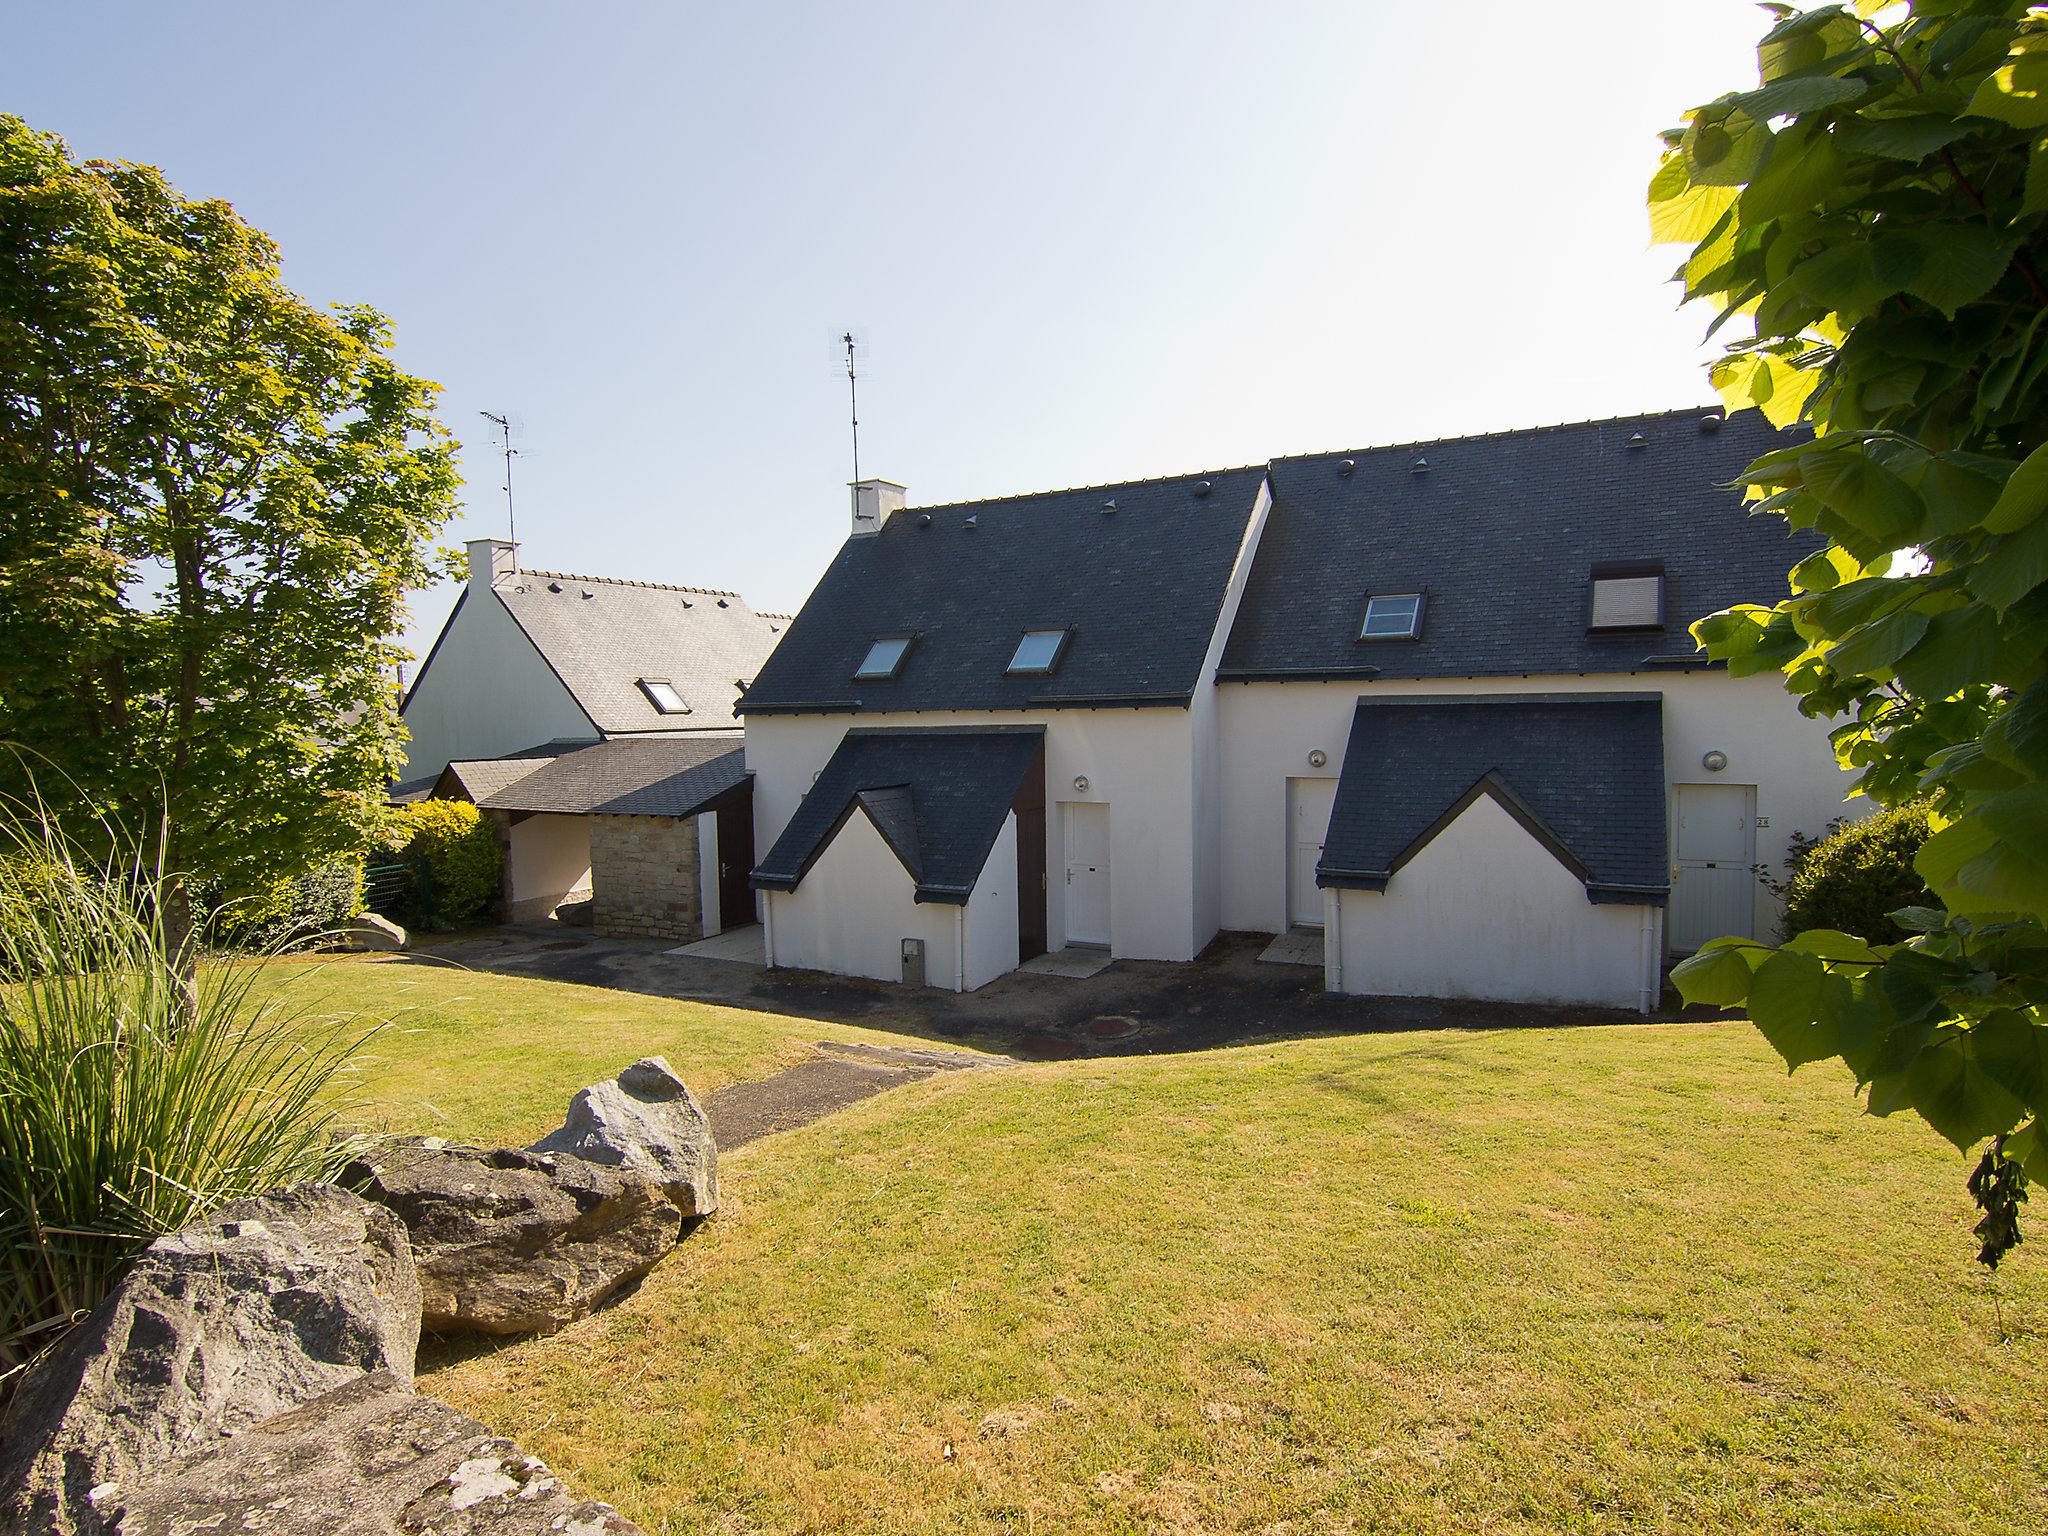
[1670,783,1758,951]
[1063,802,1111,947]
[1288,777,1338,929]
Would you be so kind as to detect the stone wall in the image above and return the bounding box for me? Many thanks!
[589,814,702,941]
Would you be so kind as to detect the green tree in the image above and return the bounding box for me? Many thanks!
[1652,1,2048,1266]
[0,117,459,966]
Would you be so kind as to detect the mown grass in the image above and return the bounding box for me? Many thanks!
[256,954,970,1148]
[418,1020,2046,1536]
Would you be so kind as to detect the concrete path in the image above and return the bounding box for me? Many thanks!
[705,1041,1006,1150]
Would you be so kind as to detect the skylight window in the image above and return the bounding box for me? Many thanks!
[1006,628,1068,675]
[1589,566,1666,630]
[1359,593,1424,640]
[637,677,691,715]
[854,635,913,681]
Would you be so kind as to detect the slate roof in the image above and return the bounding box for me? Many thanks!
[752,727,1045,904]
[436,742,576,804]
[1318,694,1669,904]
[471,737,748,818]
[1220,409,1817,681]
[737,470,1269,715]
[494,570,785,732]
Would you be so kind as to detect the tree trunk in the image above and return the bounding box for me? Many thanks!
[159,872,200,1029]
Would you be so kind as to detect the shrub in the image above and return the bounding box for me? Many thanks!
[0,807,376,1401]
[202,861,366,950]
[1779,802,1935,945]
[385,799,500,928]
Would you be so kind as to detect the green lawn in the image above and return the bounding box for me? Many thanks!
[262,953,972,1148]
[289,961,2047,1534]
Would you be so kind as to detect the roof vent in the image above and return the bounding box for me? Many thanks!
[1102,499,1118,514]
[917,513,933,527]
[1411,456,1430,475]
[717,597,729,607]
[1627,432,1648,450]
[680,597,692,608]
[547,581,563,594]
[1338,458,1356,476]
[1700,413,1722,433]
[964,514,978,529]
[1193,481,1211,498]
[580,589,593,599]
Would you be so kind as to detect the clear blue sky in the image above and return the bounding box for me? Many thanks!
[6,2,1767,662]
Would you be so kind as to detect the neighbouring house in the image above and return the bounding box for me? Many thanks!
[399,539,784,941]
[738,411,1858,1009]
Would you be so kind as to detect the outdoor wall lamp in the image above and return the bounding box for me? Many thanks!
[1072,775,1090,793]
[1702,749,1729,772]
[1307,749,1328,769]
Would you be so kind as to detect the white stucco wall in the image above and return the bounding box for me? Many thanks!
[400,589,597,782]
[745,708,1202,961]
[505,812,592,922]
[695,812,720,939]
[1217,671,1860,942]
[762,807,1016,990]
[1326,791,1661,1011]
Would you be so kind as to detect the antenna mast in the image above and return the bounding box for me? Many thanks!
[842,332,860,485]
[480,411,518,546]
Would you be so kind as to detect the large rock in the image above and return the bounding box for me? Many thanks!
[93,1370,644,1535]
[529,1056,719,1216]
[342,1141,682,1336]
[0,1184,420,1536]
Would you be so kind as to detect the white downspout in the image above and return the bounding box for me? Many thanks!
[955,906,968,993]
[1323,886,1342,993]
[762,893,776,970]
[1637,905,1659,1015]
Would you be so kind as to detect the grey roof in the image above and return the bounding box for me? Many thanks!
[1220,410,1819,681]
[436,742,572,804]
[752,727,1045,904]
[494,570,785,732]
[1318,693,1669,904]
[475,737,748,818]
[738,469,1270,716]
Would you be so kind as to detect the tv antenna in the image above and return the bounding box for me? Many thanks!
[480,410,519,546]
[842,331,861,485]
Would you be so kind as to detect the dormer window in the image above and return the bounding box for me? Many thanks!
[1360,592,1424,640]
[854,635,913,681]
[637,678,691,715]
[1589,564,1666,630]
[1006,628,1069,675]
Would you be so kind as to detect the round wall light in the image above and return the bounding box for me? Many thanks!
[1307,749,1328,769]
[1702,749,1729,773]
[1072,775,1090,793]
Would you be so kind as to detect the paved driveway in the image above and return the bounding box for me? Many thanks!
[402,927,1711,1061]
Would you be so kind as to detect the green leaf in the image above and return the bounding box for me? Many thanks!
[1890,905,1950,934]
[1918,454,2009,537]
[1791,241,1906,313]
[1672,939,1762,1007]
[1684,114,1773,188]
[1828,609,1932,678]
[1981,681,2048,779]
[1834,112,1978,162]
[1966,33,2048,131]
[1727,75,1868,122]
[1972,1009,2048,1117]
[1741,130,1845,223]
[1783,928,1881,965]
[1905,1026,2029,1152]
[1895,605,2003,700]
[1748,948,1853,1068]
[2008,1119,2048,1182]
[1790,545,1859,593]
[1814,456,1923,544]
[1893,226,2014,317]
[1966,513,2048,611]
[1983,439,2048,533]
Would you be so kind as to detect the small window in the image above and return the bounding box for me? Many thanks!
[1589,566,1665,630]
[1006,628,1068,674]
[1360,592,1424,640]
[854,635,913,681]
[637,677,691,715]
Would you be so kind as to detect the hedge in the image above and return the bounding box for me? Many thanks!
[385,799,501,929]
[1779,801,1935,945]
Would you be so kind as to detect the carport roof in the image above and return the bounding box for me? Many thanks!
[1318,693,1669,904]
[752,727,1045,905]
[467,737,748,818]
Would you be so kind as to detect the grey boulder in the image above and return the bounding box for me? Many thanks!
[529,1056,719,1216]
[0,1184,421,1536]
[93,1370,644,1535]
[342,1141,682,1336]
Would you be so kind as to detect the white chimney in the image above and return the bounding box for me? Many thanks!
[850,479,907,538]
[466,537,517,591]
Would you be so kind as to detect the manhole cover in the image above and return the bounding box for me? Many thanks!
[1085,1015,1138,1038]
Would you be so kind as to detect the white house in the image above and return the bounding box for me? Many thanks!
[738,411,1861,1009]
[398,539,785,940]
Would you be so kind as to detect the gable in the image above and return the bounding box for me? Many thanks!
[399,591,595,782]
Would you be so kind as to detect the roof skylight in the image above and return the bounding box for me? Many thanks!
[637,677,691,715]
[1360,593,1424,641]
[1006,628,1068,675]
[854,635,913,681]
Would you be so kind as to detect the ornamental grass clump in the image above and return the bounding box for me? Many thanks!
[0,798,379,1403]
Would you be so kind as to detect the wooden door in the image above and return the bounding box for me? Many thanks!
[1063,802,1111,948]
[715,789,755,931]
[1669,783,1757,951]
[1288,777,1338,929]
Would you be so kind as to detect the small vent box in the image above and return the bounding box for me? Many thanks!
[900,937,926,987]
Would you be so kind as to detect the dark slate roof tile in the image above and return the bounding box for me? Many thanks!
[475,737,747,818]
[753,727,1045,904]
[1319,693,1669,902]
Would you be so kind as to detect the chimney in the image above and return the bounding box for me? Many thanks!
[467,537,517,591]
[849,479,907,538]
